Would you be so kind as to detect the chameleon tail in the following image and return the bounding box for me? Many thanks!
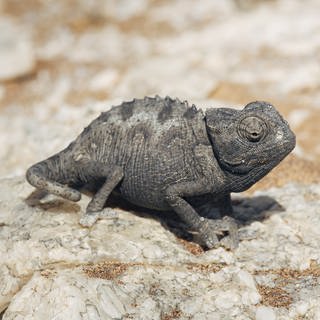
[26,154,81,202]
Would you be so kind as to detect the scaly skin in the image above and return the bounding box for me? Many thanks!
[26,96,296,249]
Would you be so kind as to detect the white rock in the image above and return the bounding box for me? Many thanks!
[255,306,276,320]
[0,18,35,81]
[295,301,309,316]
[214,290,240,310]
[241,290,261,305]
[96,284,126,318]
[236,270,257,289]
[181,296,204,315]
[138,298,160,320]
[142,245,166,260]
[204,247,235,264]
[313,307,320,320]
[193,313,221,320]
[209,271,228,284]
[2,270,128,320]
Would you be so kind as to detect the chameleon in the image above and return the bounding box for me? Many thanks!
[26,96,296,249]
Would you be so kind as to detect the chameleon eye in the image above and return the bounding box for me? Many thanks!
[239,116,267,142]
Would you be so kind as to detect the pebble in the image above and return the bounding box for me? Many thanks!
[236,270,257,289]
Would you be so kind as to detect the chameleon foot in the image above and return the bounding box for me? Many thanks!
[195,216,239,250]
[79,208,118,227]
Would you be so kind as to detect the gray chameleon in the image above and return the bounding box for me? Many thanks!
[26,96,295,249]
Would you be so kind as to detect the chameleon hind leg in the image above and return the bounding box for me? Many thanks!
[26,161,81,202]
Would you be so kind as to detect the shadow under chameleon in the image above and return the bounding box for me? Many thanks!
[26,188,284,248]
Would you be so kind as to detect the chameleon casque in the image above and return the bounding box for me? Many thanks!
[26,96,296,249]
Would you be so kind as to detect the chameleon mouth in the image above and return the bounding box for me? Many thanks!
[224,160,245,167]
[220,159,251,175]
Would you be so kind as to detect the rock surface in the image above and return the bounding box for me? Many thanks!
[0,177,320,319]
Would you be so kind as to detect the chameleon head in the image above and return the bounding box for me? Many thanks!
[205,101,296,186]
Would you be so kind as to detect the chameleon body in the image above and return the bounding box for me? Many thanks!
[26,96,296,249]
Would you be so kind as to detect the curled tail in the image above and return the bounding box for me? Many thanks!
[26,154,81,202]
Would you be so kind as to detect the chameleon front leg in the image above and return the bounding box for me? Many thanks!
[165,181,239,249]
[79,164,123,227]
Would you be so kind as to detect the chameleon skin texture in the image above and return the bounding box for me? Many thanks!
[26,96,296,249]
